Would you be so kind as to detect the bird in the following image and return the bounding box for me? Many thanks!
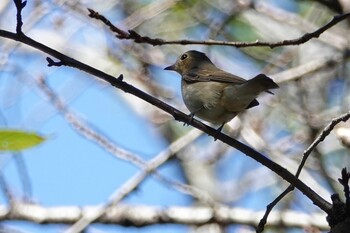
[164,50,279,131]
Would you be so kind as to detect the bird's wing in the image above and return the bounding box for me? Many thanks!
[183,69,247,84]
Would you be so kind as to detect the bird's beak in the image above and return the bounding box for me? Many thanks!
[164,64,175,71]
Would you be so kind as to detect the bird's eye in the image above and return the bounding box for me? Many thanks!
[180,54,188,60]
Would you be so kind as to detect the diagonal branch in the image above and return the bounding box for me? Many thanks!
[257,111,350,232]
[297,111,350,175]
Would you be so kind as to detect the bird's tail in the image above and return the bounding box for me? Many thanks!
[246,74,279,94]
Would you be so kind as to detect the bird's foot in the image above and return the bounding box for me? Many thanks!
[213,123,225,141]
[183,113,195,126]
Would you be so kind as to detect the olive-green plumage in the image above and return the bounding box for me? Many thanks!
[165,50,278,129]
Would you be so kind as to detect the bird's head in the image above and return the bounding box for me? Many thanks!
[164,50,213,75]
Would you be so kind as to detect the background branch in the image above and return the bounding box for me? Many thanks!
[88,8,350,48]
[2,202,328,230]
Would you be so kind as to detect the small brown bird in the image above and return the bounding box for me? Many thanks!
[165,50,279,131]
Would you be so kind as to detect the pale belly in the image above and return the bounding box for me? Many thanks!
[181,81,240,125]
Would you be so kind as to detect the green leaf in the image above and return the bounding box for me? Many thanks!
[0,129,45,152]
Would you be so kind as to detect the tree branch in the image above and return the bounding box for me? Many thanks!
[257,110,350,232]
[88,8,350,48]
[300,111,350,177]
[13,0,26,34]
[2,202,328,230]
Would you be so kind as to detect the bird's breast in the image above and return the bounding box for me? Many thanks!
[181,80,222,109]
[181,80,237,124]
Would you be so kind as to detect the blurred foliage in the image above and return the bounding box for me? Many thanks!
[0,130,45,151]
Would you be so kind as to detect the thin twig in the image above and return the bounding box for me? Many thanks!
[298,111,350,177]
[88,8,350,48]
[257,111,350,232]
[257,186,294,233]
[13,0,26,34]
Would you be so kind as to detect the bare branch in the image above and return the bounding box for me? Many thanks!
[88,8,350,48]
[1,202,328,230]
[13,0,26,34]
[257,186,294,233]
[299,111,350,177]
[258,111,350,231]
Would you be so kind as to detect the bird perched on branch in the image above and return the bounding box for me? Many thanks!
[164,50,279,131]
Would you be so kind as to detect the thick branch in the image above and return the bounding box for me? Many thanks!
[3,202,328,229]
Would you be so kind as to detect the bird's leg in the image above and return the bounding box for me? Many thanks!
[184,107,203,126]
[183,113,195,126]
[217,123,225,132]
[213,123,225,141]
[189,112,195,122]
